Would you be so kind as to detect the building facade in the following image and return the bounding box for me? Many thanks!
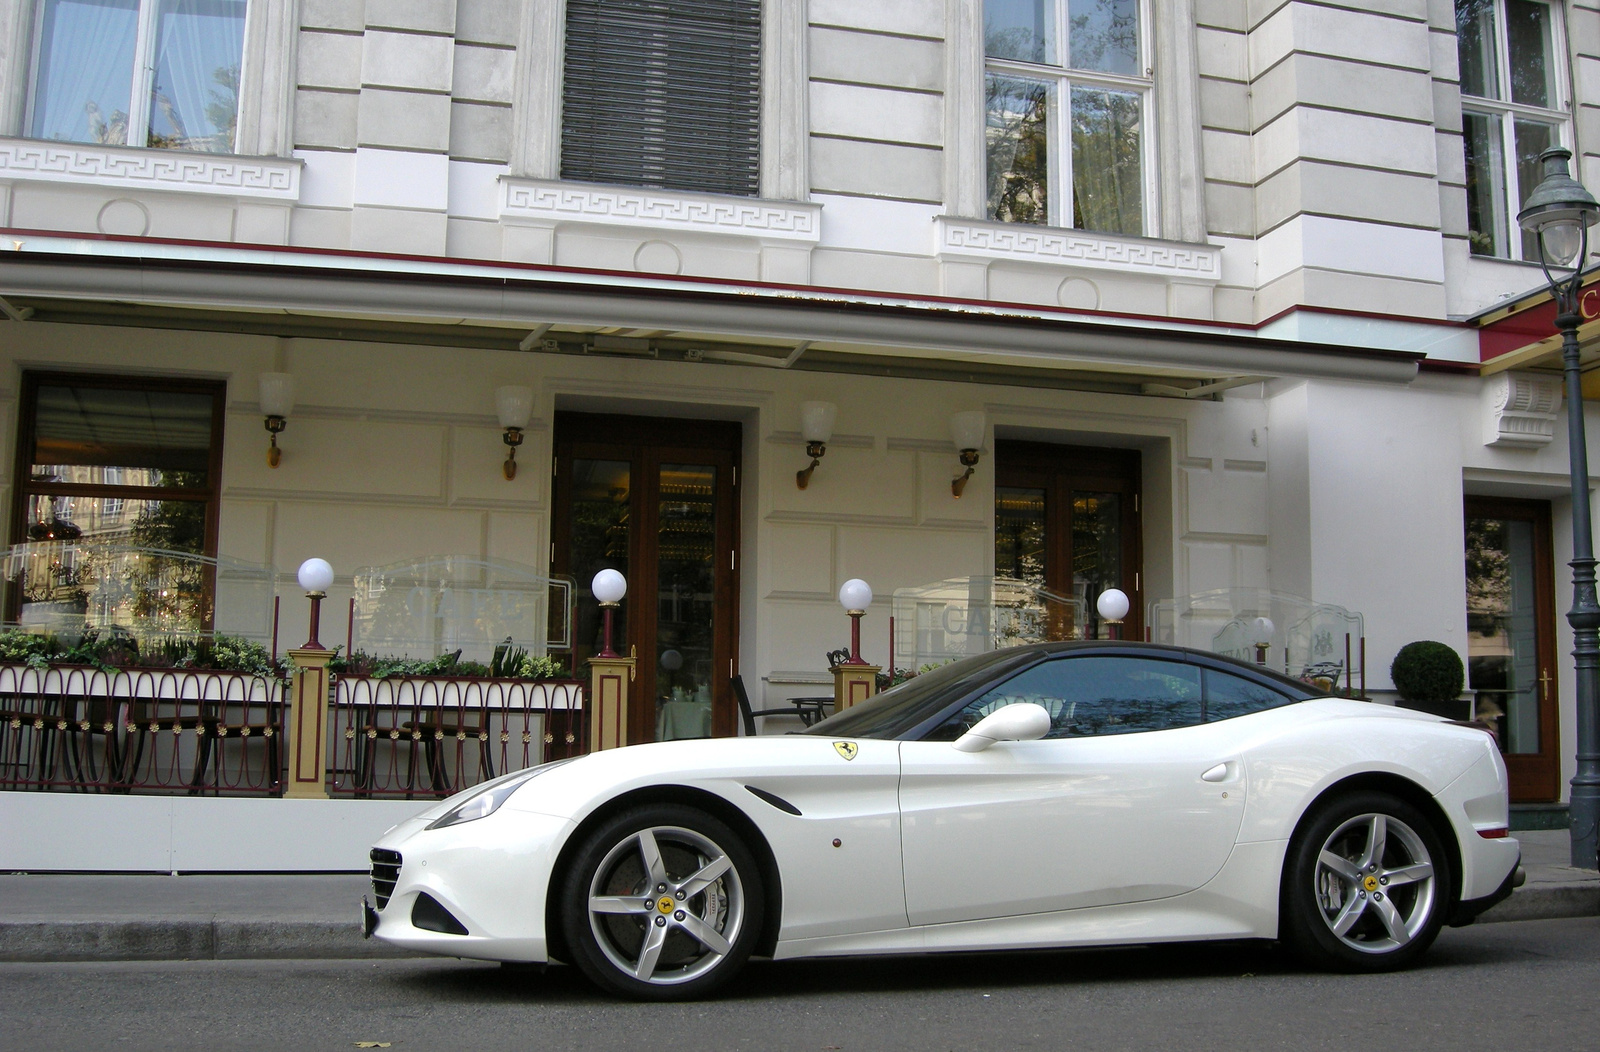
[0,0,1597,831]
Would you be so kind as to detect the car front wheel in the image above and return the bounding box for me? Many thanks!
[558,804,763,1000]
[1281,790,1450,971]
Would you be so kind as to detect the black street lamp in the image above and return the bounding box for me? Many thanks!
[1517,146,1600,870]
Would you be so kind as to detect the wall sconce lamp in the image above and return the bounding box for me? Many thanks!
[949,410,986,498]
[259,372,294,468]
[496,385,534,480]
[795,400,837,489]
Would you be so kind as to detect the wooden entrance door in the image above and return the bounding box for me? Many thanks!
[552,413,741,744]
[995,441,1142,640]
[1464,496,1560,802]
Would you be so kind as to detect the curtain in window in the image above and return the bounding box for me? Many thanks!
[149,0,245,152]
[28,0,139,145]
[1071,87,1142,237]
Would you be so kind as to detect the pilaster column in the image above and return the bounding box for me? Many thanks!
[285,647,332,798]
[588,654,635,751]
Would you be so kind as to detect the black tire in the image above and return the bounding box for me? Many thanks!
[557,804,764,1000]
[1280,790,1452,972]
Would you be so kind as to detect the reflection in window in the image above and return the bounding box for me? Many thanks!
[1203,668,1296,722]
[568,459,631,670]
[983,0,1147,235]
[28,0,245,152]
[1466,515,1541,753]
[11,375,223,638]
[655,465,717,741]
[932,656,1202,740]
[1456,0,1567,260]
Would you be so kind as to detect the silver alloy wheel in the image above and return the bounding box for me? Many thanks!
[586,824,745,985]
[1312,812,1437,954]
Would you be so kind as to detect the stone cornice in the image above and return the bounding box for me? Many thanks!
[0,139,301,200]
[935,215,1222,281]
[499,177,821,241]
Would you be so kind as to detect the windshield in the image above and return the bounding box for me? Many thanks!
[802,648,1041,740]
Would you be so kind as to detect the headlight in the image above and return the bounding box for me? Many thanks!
[425,759,572,830]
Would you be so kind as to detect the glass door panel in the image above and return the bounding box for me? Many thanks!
[568,459,631,672]
[1464,496,1558,801]
[655,464,717,741]
[1071,491,1122,638]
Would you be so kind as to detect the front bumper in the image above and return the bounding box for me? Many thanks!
[362,809,574,962]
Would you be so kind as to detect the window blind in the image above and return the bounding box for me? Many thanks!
[561,0,761,197]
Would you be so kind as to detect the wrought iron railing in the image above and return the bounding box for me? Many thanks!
[0,664,286,795]
[326,675,586,799]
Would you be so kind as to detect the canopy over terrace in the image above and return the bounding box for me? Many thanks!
[1474,266,1600,396]
[0,234,1424,389]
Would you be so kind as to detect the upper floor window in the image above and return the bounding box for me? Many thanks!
[560,0,761,196]
[1457,0,1568,261]
[27,0,245,153]
[983,0,1149,236]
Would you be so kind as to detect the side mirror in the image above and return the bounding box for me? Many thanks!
[953,702,1052,753]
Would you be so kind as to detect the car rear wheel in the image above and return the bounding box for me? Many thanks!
[1281,790,1450,972]
[558,804,763,1000]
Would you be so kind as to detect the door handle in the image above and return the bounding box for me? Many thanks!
[1201,763,1229,783]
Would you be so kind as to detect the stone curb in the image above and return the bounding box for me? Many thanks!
[1477,881,1600,924]
[1,883,1594,963]
[0,919,416,963]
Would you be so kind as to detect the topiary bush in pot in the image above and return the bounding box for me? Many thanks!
[1390,640,1469,718]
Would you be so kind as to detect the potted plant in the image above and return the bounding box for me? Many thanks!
[1390,640,1470,719]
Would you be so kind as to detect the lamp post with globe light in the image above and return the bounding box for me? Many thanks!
[1517,145,1600,869]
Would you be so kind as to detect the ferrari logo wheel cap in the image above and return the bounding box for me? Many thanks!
[657,897,675,913]
[833,741,858,761]
[1362,875,1379,893]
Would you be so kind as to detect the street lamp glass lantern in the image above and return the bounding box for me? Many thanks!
[1517,147,1600,270]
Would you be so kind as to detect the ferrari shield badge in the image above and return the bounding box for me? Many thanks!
[832,741,858,761]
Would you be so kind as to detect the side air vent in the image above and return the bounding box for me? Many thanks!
[411,891,470,936]
[370,848,401,910]
[745,785,802,816]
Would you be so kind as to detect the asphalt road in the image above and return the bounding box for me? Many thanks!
[1,917,1595,1052]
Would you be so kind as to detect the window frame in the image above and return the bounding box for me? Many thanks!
[7,370,227,625]
[1457,0,1571,262]
[22,0,248,153]
[982,0,1156,235]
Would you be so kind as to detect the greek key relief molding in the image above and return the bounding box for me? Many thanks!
[500,177,821,242]
[0,139,301,199]
[936,215,1222,281]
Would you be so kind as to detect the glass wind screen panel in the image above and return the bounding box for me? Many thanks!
[569,459,631,667]
[1068,0,1138,76]
[29,0,139,145]
[148,0,246,152]
[17,494,212,635]
[985,0,1055,63]
[995,487,1047,590]
[655,464,716,742]
[1506,0,1554,108]
[1072,492,1121,636]
[1456,0,1500,100]
[939,657,1202,740]
[987,74,1053,225]
[1515,118,1556,260]
[1466,516,1541,754]
[1071,87,1141,236]
[31,385,214,485]
[1463,110,1507,257]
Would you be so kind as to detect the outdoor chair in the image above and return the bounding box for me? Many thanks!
[732,675,831,735]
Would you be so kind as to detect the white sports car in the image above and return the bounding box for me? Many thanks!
[363,641,1523,1000]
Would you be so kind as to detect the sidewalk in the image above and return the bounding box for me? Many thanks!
[0,831,1595,963]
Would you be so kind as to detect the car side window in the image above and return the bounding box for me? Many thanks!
[1203,667,1298,722]
[927,656,1204,740]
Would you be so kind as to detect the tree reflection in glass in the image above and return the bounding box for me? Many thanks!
[986,75,1052,225]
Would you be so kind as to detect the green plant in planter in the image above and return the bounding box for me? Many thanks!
[1390,640,1465,703]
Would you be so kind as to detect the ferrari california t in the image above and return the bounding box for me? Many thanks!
[363,640,1522,1000]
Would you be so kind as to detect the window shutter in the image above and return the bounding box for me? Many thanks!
[561,0,762,197]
